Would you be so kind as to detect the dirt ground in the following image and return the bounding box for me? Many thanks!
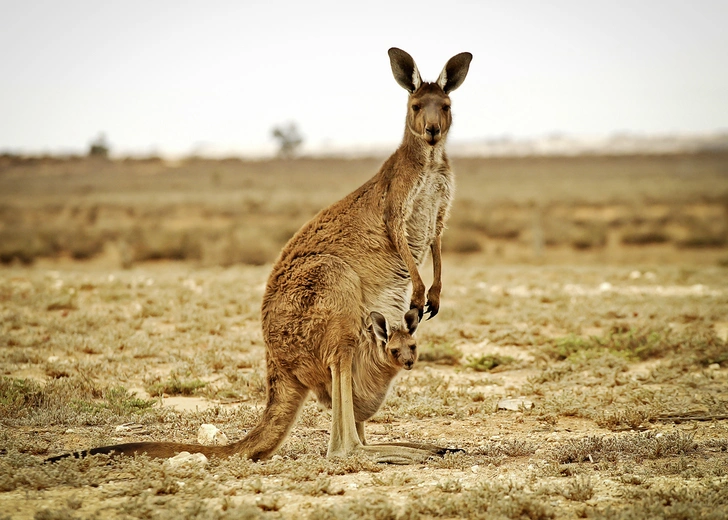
[1,153,727,518]
[1,256,727,519]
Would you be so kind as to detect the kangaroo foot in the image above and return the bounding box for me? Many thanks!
[359,442,465,465]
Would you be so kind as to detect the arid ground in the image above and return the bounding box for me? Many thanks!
[1,153,727,519]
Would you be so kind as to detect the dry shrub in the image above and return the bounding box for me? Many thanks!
[406,482,555,520]
[552,431,698,464]
[621,227,671,245]
[595,407,654,430]
[441,230,483,253]
[562,475,594,502]
[570,222,607,250]
[593,481,728,520]
[308,494,399,520]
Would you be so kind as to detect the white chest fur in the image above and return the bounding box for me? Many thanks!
[406,164,454,265]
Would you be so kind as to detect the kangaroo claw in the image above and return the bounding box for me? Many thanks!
[424,303,439,320]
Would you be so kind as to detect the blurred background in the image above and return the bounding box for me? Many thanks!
[1,0,727,267]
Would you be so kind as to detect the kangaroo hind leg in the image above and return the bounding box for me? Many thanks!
[223,369,309,460]
[328,353,444,464]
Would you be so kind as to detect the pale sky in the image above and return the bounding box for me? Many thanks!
[1,0,726,157]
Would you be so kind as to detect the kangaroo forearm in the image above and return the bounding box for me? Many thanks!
[385,216,424,288]
[430,236,442,288]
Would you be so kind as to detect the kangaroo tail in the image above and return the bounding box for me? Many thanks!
[45,441,226,462]
[46,371,309,463]
[219,369,308,460]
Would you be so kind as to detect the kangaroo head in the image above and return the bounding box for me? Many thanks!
[370,309,420,370]
[388,48,472,146]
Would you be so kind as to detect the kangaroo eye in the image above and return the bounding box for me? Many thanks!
[391,349,399,356]
[442,105,450,112]
[411,104,420,112]
[410,345,416,352]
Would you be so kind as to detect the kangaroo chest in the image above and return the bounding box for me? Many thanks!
[405,165,453,265]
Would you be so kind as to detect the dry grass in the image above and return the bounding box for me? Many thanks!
[1,261,726,518]
[1,153,727,518]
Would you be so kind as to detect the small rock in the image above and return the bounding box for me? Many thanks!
[164,452,208,468]
[497,398,534,411]
[197,424,229,446]
[115,423,145,433]
[599,282,612,292]
[629,271,641,279]
[708,363,720,371]
[471,465,480,473]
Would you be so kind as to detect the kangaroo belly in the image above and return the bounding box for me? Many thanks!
[352,386,391,422]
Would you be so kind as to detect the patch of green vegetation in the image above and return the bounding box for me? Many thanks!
[1,378,155,427]
[542,326,728,366]
[465,353,516,372]
[0,376,103,421]
[0,377,43,417]
[417,341,463,365]
[76,386,156,415]
[146,374,207,397]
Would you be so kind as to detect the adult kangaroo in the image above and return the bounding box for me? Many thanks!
[47,48,472,464]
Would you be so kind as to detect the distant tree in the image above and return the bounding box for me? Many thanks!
[271,122,303,158]
[88,133,110,158]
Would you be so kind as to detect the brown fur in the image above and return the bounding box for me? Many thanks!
[47,48,472,464]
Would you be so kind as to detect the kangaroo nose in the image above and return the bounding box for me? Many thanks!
[426,126,440,137]
[404,360,414,370]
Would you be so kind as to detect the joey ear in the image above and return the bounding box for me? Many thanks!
[436,52,472,93]
[388,47,422,93]
[370,311,389,343]
[403,308,420,335]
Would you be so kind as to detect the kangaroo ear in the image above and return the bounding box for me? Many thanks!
[436,52,472,93]
[388,47,422,93]
[403,308,420,335]
[370,311,389,343]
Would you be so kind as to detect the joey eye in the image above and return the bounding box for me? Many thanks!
[411,104,420,112]
[442,105,450,112]
[390,349,399,357]
[410,345,416,352]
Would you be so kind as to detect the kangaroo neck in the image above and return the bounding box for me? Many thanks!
[399,131,448,169]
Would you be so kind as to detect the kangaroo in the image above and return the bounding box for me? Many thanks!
[312,309,421,453]
[47,48,471,464]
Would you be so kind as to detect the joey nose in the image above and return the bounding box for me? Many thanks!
[426,126,440,137]
[404,360,414,370]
